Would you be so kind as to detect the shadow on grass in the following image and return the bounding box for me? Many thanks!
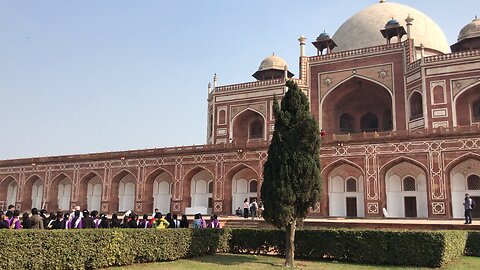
[188,254,283,267]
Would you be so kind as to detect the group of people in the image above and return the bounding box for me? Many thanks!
[237,198,263,219]
[0,205,221,230]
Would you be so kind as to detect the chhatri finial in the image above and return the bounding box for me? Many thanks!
[475,15,478,21]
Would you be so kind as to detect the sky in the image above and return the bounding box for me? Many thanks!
[0,0,477,160]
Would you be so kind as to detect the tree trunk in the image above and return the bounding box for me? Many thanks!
[284,219,296,267]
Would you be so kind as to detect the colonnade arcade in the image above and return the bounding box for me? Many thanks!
[0,156,264,216]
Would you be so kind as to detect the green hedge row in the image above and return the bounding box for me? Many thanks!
[229,228,468,268]
[466,231,480,256]
[0,228,473,269]
[0,229,230,270]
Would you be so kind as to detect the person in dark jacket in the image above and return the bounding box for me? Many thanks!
[60,213,71,229]
[179,214,189,228]
[81,210,94,229]
[121,216,130,228]
[166,213,175,228]
[99,214,110,228]
[40,209,49,229]
[0,212,9,229]
[21,212,32,229]
[51,212,63,229]
[110,213,121,228]
[127,213,139,228]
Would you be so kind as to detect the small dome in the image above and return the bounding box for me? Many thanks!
[253,54,293,80]
[317,32,330,40]
[458,16,480,42]
[385,18,400,28]
[332,2,450,53]
[257,54,288,72]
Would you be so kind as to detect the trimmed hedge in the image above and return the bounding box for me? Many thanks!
[466,231,480,256]
[0,228,472,269]
[229,228,468,268]
[0,228,230,270]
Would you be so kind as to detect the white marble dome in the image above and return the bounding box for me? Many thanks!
[458,17,480,42]
[332,1,450,54]
[257,54,288,72]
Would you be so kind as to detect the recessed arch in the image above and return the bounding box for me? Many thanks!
[224,163,260,215]
[78,171,103,211]
[183,166,215,215]
[22,174,45,211]
[0,176,18,210]
[322,158,365,176]
[48,173,73,211]
[448,157,480,218]
[144,167,174,213]
[408,91,423,121]
[379,156,428,176]
[453,81,480,126]
[320,75,395,134]
[384,161,428,218]
[230,108,267,142]
[111,169,137,212]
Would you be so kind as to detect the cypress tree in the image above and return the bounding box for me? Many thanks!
[260,80,322,267]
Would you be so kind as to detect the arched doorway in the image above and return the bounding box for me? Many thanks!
[327,164,364,217]
[111,170,136,212]
[321,77,393,134]
[153,172,173,214]
[22,175,44,211]
[450,159,480,218]
[79,172,103,211]
[87,177,102,212]
[48,173,73,211]
[231,109,265,142]
[184,168,214,215]
[57,178,72,211]
[0,176,17,211]
[31,179,44,210]
[385,162,428,218]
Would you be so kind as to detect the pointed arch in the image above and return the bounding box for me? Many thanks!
[230,108,267,142]
[225,163,260,215]
[0,175,18,210]
[77,171,103,211]
[23,174,45,211]
[183,166,215,214]
[382,159,428,218]
[111,169,137,212]
[445,152,480,174]
[322,158,365,176]
[453,81,480,126]
[145,167,174,214]
[379,156,428,176]
[408,91,424,121]
[320,75,395,133]
[47,173,73,211]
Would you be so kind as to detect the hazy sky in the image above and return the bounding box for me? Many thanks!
[0,0,477,159]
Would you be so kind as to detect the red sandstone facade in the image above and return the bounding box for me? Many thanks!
[1,2,480,219]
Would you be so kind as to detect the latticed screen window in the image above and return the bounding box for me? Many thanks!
[346,178,357,192]
[403,177,416,191]
[467,175,480,190]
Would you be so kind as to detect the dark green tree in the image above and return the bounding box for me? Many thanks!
[260,80,322,267]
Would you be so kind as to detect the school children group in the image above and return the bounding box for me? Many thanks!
[0,204,221,230]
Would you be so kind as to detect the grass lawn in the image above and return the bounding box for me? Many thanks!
[107,254,480,270]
